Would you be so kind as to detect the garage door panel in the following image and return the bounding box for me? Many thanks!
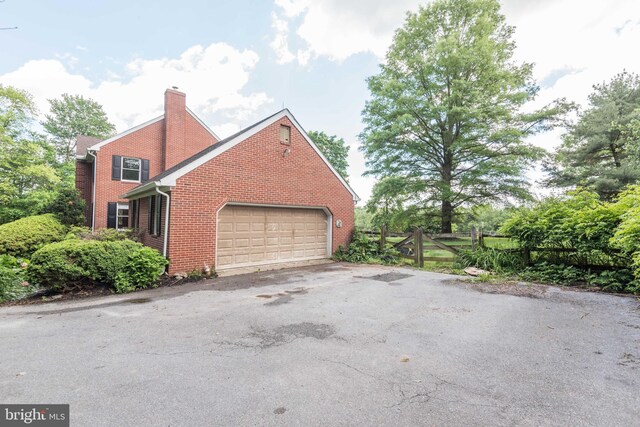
[217,205,328,269]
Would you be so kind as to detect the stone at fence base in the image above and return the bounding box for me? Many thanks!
[464,267,489,276]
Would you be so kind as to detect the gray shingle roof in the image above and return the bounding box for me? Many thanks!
[76,135,102,156]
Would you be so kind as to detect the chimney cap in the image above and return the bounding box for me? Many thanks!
[171,86,179,90]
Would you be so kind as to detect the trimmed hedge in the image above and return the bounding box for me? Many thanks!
[28,239,167,293]
[0,214,67,257]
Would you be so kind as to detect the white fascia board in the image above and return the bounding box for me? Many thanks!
[157,109,360,202]
[186,107,221,141]
[88,115,164,152]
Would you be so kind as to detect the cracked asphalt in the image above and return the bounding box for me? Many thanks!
[1,263,639,426]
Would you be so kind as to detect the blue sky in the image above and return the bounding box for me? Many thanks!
[2,0,640,201]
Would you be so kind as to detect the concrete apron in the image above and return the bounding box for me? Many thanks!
[215,258,334,277]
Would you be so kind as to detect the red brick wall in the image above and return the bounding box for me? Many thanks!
[75,161,93,227]
[163,90,186,170]
[93,120,165,230]
[158,116,355,273]
[89,97,217,230]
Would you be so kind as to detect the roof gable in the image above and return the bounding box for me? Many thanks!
[76,115,163,158]
[76,108,220,159]
[124,109,359,202]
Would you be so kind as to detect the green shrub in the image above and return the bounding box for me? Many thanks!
[114,247,168,293]
[66,226,136,242]
[41,187,86,226]
[457,248,524,273]
[0,254,35,302]
[333,232,400,264]
[0,214,67,257]
[28,239,167,292]
[519,262,586,286]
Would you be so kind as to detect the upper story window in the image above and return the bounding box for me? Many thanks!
[121,157,141,182]
[279,125,291,145]
[112,155,149,182]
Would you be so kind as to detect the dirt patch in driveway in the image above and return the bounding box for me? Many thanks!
[447,279,549,298]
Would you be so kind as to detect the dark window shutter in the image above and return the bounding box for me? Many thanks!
[112,155,122,180]
[107,202,117,228]
[141,159,150,182]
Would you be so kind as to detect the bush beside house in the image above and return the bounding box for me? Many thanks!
[0,254,34,302]
[0,213,168,302]
[29,239,167,293]
[0,214,67,258]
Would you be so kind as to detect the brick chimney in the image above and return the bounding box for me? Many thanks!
[163,88,186,169]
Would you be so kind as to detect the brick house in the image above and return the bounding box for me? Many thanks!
[76,89,358,274]
[76,89,219,230]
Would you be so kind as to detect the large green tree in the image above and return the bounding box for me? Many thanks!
[307,130,350,180]
[360,0,569,232]
[545,71,640,199]
[42,93,115,162]
[0,86,60,223]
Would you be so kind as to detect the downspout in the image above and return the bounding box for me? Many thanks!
[155,186,171,258]
[87,150,97,232]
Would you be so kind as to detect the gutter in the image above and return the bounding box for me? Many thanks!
[86,150,97,231]
[154,186,171,258]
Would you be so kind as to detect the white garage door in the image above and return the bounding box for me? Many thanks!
[216,205,329,269]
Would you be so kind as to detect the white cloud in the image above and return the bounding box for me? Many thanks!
[269,12,295,64]
[0,43,272,136]
[271,0,419,64]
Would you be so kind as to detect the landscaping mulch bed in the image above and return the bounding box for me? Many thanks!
[0,275,196,307]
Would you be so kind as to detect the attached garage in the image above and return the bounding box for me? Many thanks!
[216,205,330,270]
[123,108,359,274]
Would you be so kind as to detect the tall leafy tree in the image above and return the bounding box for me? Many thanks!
[360,0,569,232]
[307,130,350,180]
[545,71,640,199]
[0,86,60,223]
[42,94,115,162]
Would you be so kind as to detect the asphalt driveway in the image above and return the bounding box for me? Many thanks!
[1,263,639,426]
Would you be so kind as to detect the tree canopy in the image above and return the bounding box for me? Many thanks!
[42,93,115,162]
[0,86,60,223]
[545,71,640,199]
[307,130,350,180]
[359,0,569,232]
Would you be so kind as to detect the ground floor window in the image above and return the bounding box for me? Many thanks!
[117,203,129,230]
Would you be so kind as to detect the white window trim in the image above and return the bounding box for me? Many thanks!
[116,203,130,230]
[121,156,142,183]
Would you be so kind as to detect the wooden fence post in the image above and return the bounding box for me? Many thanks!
[415,228,424,268]
[523,248,531,266]
[470,225,477,252]
[478,227,485,248]
[413,228,419,266]
[380,225,387,252]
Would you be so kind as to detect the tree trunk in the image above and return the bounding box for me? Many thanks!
[441,200,453,233]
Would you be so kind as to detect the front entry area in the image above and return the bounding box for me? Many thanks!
[216,205,330,270]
